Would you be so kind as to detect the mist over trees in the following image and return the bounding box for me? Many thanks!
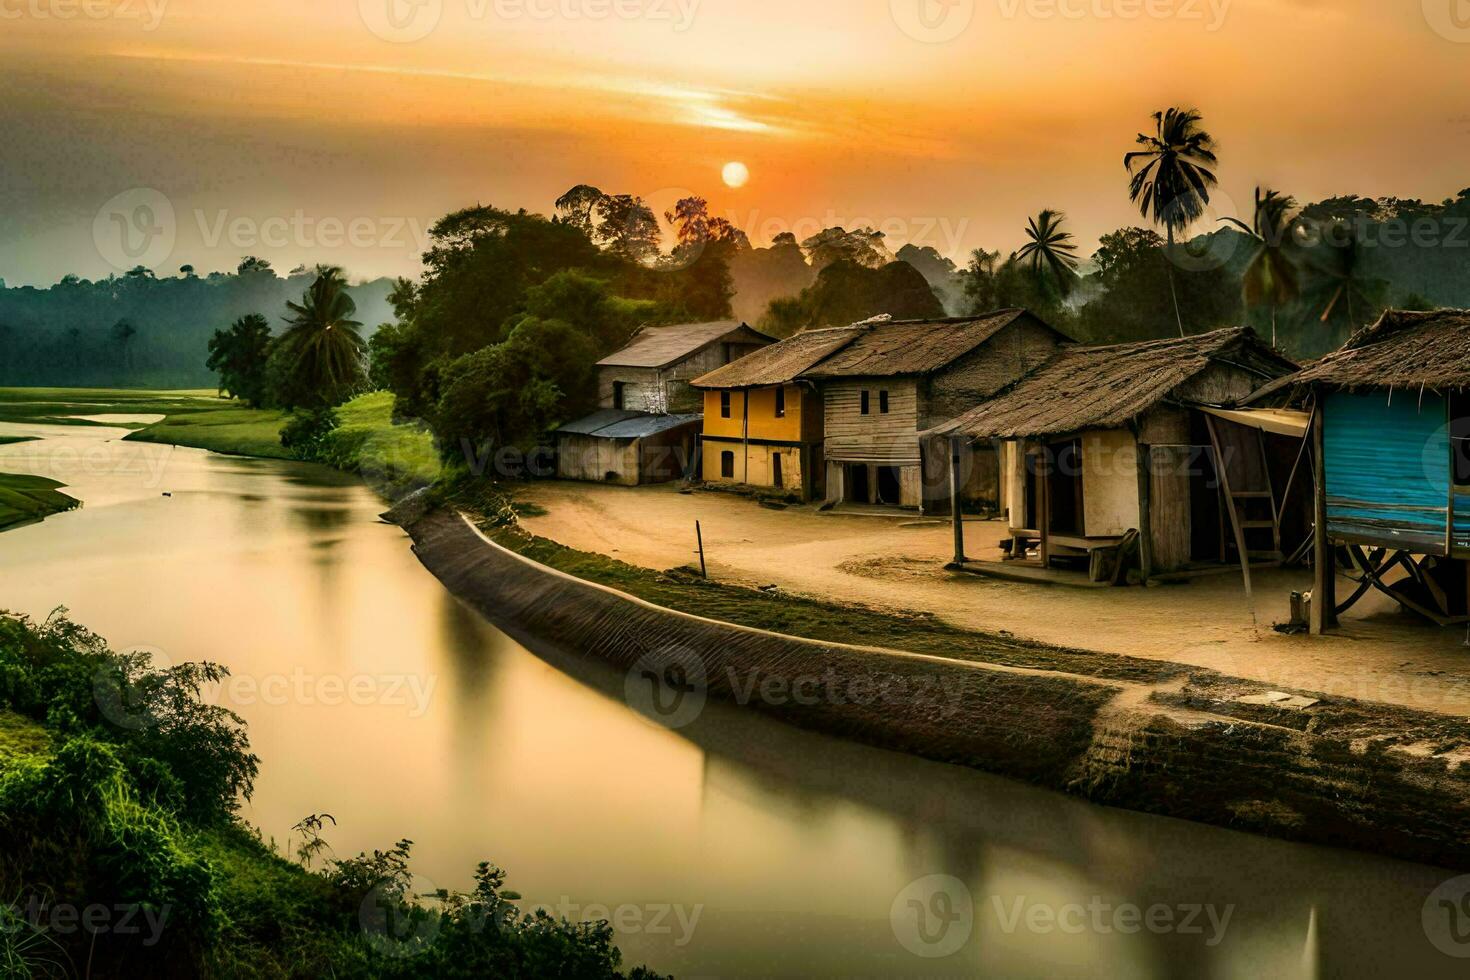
[0,260,395,387]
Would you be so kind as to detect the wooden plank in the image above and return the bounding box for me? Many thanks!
[1134,438,1154,583]
[1311,399,1337,633]
[1206,415,1255,614]
[1037,445,1051,569]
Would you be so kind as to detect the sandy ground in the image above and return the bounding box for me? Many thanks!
[519,481,1470,718]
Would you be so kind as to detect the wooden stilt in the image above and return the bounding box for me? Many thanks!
[1310,399,1337,634]
[949,437,965,566]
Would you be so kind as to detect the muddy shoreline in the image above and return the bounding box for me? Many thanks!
[401,505,1470,871]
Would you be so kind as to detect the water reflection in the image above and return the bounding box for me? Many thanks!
[0,420,1462,978]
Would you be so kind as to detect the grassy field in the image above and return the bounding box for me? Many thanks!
[0,472,80,532]
[0,386,440,503]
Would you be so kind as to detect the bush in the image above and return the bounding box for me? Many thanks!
[279,408,341,458]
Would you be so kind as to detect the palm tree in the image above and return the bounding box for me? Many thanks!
[111,318,138,372]
[1015,209,1080,303]
[1124,107,1220,336]
[1221,188,1300,347]
[1302,223,1388,343]
[279,266,367,406]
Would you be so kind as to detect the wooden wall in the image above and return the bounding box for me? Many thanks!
[822,379,922,464]
[922,317,1065,427]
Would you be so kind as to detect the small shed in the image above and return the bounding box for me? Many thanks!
[554,410,703,486]
[1280,309,1470,631]
[928,327,1300,582]
[597,321,774,414]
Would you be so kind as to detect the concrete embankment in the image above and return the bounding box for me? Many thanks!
[402,506,1470,870]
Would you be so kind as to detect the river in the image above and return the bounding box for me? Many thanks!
[0,418,1464,978]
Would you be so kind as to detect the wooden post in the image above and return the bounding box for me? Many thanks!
[1205,415,1255,617]
[950,437,966,566]
[695,521,707,579]
[1134,437,1154,584]
[1037,444,1051,568]
[1310,398,1337,634]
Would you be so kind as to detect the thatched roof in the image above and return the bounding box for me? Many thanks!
[598,321,773,370]
[1286,309,1470,391]
[928,327,1297,440]
[689,325,865,389]
[803,310,1053,379]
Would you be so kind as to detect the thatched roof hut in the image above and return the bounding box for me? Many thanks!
[928,327,1296,441]
[1286,309,1470,392]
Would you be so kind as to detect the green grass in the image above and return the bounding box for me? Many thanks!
[0,472,79,532]
[314,392,441,493]
[0,436,37,446]
[128,404,293,459]
[0,710,50,765]
[483,519,1181,684]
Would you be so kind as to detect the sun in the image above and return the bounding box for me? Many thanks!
[722,161,750,189]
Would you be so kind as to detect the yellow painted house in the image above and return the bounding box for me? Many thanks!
[691,327,862,501]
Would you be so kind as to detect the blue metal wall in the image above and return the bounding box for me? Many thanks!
[1325,391,1450,552]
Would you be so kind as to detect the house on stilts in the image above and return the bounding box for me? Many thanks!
[1271,309,1470,633]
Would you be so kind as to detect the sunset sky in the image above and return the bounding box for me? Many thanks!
[3,0,1470,285]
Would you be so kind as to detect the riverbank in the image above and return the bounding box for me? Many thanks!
[0,389,440,531]
[0,472,78,531]
[400,499,1470,871]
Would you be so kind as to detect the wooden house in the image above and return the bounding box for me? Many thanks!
[690,326,864,501]
[554,409,703,486]
[1276,309,1470,631]
[800,311,1069,511]
[597,321,774,414]
[929,328,1300,581]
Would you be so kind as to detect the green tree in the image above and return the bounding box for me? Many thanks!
[207,314,274,405]
[1124,107,1220,335]
[1222,188,1301,346]
[594,194,661,264]
[110,318,139,372]
[271,267,367,409]
[554,184,606,235]
[1015,209,1080,302]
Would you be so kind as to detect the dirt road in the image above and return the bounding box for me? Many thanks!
[519,481,1470,717]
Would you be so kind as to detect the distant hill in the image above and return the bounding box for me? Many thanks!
[0,270,397,388]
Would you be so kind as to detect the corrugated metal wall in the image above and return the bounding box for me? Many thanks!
[1325,391,1449,552]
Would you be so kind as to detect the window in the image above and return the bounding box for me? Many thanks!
[720,391,732,419]
[772,452,784,488]
[720,451,735,478]
[612,381,625,410]
[860,390,870,415]
[879,390,890,414]
[774,387,786,419]
[1454,394,1470,485]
